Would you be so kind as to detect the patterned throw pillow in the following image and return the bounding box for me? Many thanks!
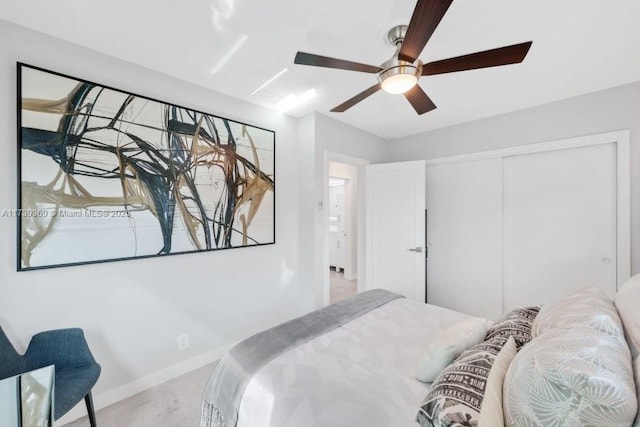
[485,306,540,348]
[503,326,637,427]
[416,336,517,427]
[504,286,637,427]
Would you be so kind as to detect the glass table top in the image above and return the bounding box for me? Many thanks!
[0,365,54,427]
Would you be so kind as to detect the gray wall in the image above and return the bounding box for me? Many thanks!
[387,81,640,275]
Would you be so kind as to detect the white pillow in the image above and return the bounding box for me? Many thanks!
[615,274,640,358]
[504,326,637,426]
[634,356,640,427]
[530,305,545,339]
[478,336,517,427]
[415,317,490,382]
[534,285,622,337]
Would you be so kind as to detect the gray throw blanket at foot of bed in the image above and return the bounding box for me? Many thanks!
[200,289,404,427]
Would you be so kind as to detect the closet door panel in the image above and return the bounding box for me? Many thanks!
[426,158,503,320]
[503,143,617,309]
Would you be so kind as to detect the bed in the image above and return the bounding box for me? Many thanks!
[201,278,640,427]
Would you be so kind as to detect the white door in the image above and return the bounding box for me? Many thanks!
[366,161,425,301]
[335,192,346,271]
[426,158,504,319]
[503,143,617,308]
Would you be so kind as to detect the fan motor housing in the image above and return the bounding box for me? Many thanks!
[387,25,409,46]
[378,58,423,79]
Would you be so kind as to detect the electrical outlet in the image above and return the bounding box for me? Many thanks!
[177,333,190,352]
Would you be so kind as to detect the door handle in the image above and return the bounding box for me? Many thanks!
[409,247,423,253]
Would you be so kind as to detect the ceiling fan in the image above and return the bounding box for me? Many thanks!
[293,0,532,115]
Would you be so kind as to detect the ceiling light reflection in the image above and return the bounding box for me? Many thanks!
[210,34,248,74]
[275,89,317,113]
[250,68,288,96]
[211,0,236,31]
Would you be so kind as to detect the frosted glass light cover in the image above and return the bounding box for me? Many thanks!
[381,73,418,94]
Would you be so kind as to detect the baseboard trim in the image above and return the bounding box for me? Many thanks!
[58,344,233,425]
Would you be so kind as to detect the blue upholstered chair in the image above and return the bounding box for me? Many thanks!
[0,326,100,426]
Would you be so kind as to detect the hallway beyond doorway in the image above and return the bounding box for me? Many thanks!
[330,267,357,304]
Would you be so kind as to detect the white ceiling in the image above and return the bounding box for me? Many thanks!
[2,0,640,139]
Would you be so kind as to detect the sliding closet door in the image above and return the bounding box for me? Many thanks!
[503,143,617,309]
[426,158,503,320]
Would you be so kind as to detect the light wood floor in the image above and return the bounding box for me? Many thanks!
[329,268,357,304]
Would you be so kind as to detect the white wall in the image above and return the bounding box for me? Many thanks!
[295,114,317,314]
[300,113,388,308]
[387,82,640,275]
[0,19,307,418]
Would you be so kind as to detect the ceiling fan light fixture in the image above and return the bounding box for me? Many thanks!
[377,58,422,94]
[381,73,418,94]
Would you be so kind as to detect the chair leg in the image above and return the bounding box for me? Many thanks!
[85,392,97,427]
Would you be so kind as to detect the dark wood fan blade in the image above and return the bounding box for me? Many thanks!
[422,41,533,75]
[398,0,454,63]
[294,52,382,73]
[404,85,437,115]
[331,84,382,113]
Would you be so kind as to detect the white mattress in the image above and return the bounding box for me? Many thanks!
[237,298,474,427]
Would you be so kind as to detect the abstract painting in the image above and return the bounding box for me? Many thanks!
[17,63,275,270]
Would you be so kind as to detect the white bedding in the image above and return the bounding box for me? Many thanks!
[237,298,474,427]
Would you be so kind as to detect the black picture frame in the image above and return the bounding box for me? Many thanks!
[17,63,275,271]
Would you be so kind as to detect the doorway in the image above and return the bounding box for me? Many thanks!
[325,159,361,304]
[328,176,355,303]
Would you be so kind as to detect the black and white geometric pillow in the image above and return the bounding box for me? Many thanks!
[416,337,509,427]
[485,306,541,349]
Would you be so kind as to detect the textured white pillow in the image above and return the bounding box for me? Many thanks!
[615,274,640,358]
[530,305,545,339]
[504,326,637,427]
[616,276,640,427]
[478,336,517,427]
[634,356,640,427]
[534,285,623,337]
[415,317,490,382]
